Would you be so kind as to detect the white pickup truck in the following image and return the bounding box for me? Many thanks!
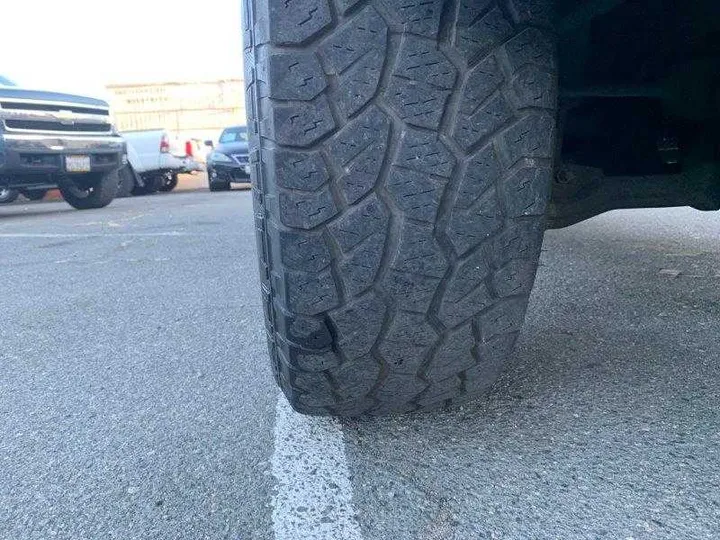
[119,129,192,196]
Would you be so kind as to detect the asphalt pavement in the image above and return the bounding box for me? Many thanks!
[0,191,718,540]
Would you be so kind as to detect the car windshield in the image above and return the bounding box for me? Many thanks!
[219,127,248,144]
[0,75,16,86]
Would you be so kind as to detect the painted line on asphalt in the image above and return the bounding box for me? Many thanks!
[272,396,363,540]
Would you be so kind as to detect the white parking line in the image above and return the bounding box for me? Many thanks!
[272,396,363,540]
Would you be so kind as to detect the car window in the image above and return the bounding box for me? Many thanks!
[0,75,16,86]
[219,127,248,144]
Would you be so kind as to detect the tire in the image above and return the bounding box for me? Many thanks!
[58,171,119,210]
[245,0,558,416]
[209,181,231,192]
[117,165,136,198]
[158,172,179,192]
[132,175,162,196]
[0,188,19,204]
[21,189,48,201]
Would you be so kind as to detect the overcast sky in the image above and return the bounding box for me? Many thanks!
[3,0,244,96]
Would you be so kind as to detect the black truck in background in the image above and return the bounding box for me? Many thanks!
[0,77,125,209]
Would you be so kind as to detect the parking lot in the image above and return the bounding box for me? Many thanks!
[1,189,718,540]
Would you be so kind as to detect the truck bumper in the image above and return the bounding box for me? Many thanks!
[0,133,126,188]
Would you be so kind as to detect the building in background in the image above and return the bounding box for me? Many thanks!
[106,79,245,143]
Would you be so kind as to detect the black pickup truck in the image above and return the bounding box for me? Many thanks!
[0,77,125,209]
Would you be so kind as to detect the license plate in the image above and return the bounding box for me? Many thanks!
[65,155,91,173]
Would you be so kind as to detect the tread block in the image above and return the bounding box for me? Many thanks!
[386,77,451,130]
[416,376,463,407]
[464,333,517,393]
[501,27,556,72]
[330,292,386,360]
[270,96,336,147]
[331,400,375,417]
[500,113,555,165]
[439,281,493,328]
[491,218,544,266]
[500,166,551,217]
[425,324,476,380]
[278,187,337,229]
[446,249,492,301]
[394,35,457,89]
[318,6,387,73]
[339,232,385,297]
[455,5,513,64]
[476,296,527,341]
[395,128,456,177]
[375,373,427,403]
[392,221,449,278]
[327,107,391,202]
[278,228,332,272]
[335,0,363,14]
[510,65,556,109]
[326,106,391,166]
[386,31,457,129]
[284,268,340,315]
[379,311,437,374]
[272,149,329,191]
[285,344,342,372]
[454,144,502,210]
[507,0,554,27]
[329,194,389,252]
[385,270,443,313]
[318,6,388,118]
[453,92,515,151]
[492,258,537,297]
[337,50,385,118]
[447,187,504,255]
[295,372,336,407]
[266,52,327,100]
[477,332,519,364]
[331,355,382,400]
[339,142,387,203]
[277,311,334,350]
[387,167,447,223]
[375,0,445,38]
[458,55,505,116]
[266,0,333,45]
[463,358,504,395]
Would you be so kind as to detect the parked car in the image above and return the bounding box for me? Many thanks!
[0,76,125,210]
[244,0,720,416]
[206,126,251,191]
[0,187,19,204]
[119,129,190,196]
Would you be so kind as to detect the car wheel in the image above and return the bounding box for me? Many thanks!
[209,181,230,192]
[58,171,119,210]
[245,0,558,415]
[158,172,179,192]
[116,165,136,198]
[132,175,162,196]
[0,188,20,204]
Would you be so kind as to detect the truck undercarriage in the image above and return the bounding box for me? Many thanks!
[551,0,720,227]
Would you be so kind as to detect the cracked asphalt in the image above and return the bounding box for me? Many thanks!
[0,191,718,539]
